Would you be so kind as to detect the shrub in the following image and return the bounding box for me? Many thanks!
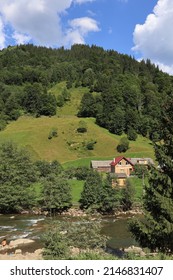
[43,220,108,260]
[66,167,91,180]
[133,164,148,179]
[127,128,137,141]
[86,140,97,150]
[77,120,87,133]
[48,128,58,139]
[117,137,129,153]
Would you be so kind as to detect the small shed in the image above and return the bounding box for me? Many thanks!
[90,160,112,172]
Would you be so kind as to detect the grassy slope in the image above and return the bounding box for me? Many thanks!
[49,82,89,116]
[0,82,155,166]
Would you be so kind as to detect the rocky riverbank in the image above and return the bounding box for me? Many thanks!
[14,204,143,217]
[0,238,43,260]
[0,249,43,260]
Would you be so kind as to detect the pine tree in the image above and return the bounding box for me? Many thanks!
[129,98,173,253]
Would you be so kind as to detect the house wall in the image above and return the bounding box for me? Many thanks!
[111,165,115,173]
[112,178,126,187]
[95,166,111,172]
[114,159,133,176]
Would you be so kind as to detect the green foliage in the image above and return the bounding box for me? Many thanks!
[127,128,138,141]
[86,140,97,150]
[129,96,173,253]
[0,142,37,213]
[43,224,70,260]
[99,175,120,213]
[0,44,171,140]
[23,83,57,116]
[48,128,58,139]
[35,159,63,178]
[57,87,71,107]
[42,174,72,213]
[77,92,96,117]
[133,164,148,179]
[80,171,102,211]
[120,180,135,211]
[0,118,7,131]
[117,137,129,153]
[72,251,117,260]
[80,172,119,213]
[66,166,91,180]
[76,120,87,133]
[43,219,107,260]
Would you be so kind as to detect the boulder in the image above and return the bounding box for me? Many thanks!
[70,247,80,256]
[124,246,143,254]
[9,239,35,247]
[15,249,22,254]
[34,249,43,256]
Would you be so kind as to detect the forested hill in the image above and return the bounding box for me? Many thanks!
[0,44,173,141]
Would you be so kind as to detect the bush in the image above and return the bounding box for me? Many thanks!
[66,166,91,180]
[48,128,58,139]
[117,137,129,153]
[86,140,97,150]
[133,164,148,179]
[127,128,137,141]
[77,120,87,133]
[43,220,108,259]
[77,127,87,133]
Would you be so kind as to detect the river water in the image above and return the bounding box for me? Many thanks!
[0,214,139,252]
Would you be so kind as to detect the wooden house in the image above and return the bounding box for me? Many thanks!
[90,156,154,187]
[110,156,134,177]
[90,160,112,173]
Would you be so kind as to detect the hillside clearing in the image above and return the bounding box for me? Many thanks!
[0,114,155,164]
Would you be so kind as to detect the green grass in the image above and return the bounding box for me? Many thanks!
[0,81,155,165]
[49,82,89,116]
[32,179,84,206]
[128,177,144,202]
[0,115,155,164]
[69,179,85,205]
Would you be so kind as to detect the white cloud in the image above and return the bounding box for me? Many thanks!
[69,17,100,33]
[133,0,173,74]
[12,31,31,45]
[65,17,100,45]
[0,0,99,49]
[0,17,6,49]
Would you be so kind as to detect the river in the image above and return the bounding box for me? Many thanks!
[0,213,139,252]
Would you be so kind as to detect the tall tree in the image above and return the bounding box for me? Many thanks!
[129,97,173,253]
[42,174,72,214]
[77,93,96,117]
[0,142,37,213]
[80,171,102,210]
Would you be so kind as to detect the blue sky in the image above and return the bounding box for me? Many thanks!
[65,0,158,56]
[0,0,172,74]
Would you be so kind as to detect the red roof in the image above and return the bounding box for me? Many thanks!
[110,156,134,166]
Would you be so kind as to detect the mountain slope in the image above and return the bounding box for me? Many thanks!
[0,114,154,165]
